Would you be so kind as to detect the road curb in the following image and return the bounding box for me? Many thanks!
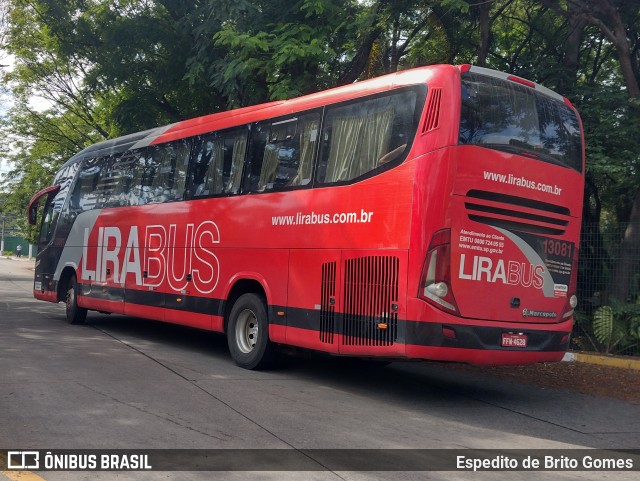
[563,351,640,371]
[0,256,35,262]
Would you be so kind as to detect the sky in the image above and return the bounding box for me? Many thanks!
[0,50,53,184]
[0,91,12,180]
[0,51,15,183]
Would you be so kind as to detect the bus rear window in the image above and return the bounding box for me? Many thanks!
[459,72,582,173]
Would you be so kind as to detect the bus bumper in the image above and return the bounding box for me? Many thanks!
[403,299,572,365]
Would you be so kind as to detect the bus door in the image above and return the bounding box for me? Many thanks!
[29,185,62,301]
[89,211,126,315]
[125,220,167,320]
[287,249,342,354]
[162,222,214,330]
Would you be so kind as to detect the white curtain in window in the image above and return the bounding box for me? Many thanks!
[290,119,319,186]
[353,108,393,177]
[206,140,225,194]
[324,108,394,182]
[172,144,189,199]
[258,125,288,190]
[227,136,247,194]
[258,144,279,190]
[324,116,364,183]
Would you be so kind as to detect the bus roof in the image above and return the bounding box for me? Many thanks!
[60,64,456,169]
[154,65,451,144]
[61,64,567,169]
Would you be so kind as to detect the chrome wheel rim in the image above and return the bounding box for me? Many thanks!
[235,309,258,354]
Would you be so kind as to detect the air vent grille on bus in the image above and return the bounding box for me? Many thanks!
[422,88,442,132]
[465,189,570,235]
[342,256,399,346]
[320,261,337,344]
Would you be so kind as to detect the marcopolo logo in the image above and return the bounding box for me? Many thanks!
[522,309,557,319]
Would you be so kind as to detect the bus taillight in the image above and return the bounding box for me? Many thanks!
[420,229,459,314]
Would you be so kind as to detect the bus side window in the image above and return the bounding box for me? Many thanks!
[38,195,57,245]
[92,156,120,208]
[70,158,101,212]
[108,153,136,207]
[189,134,217,197]
[75,157,110,210]
[224,132,247,194]
[288,115,319,187]
[148,140,190,203]
[246,113,319,193]
[130,150,157,205]
[245,124,268,192]
[40,163,79,242]
[317,89,418,184]
[172,139,190,199]
[56,163,81,227]
[188,128,248,198]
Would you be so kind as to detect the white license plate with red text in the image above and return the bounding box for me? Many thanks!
[501,333,527,348]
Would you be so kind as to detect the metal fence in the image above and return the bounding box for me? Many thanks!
[1,235,35,257]
[573,222,640,357]
[1,222,37,257]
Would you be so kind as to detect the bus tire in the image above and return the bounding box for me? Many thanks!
[65,274,87,325]
[227,293,276,370]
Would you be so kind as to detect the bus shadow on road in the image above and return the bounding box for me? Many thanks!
[81,312,230,358]
[77,311,536,403]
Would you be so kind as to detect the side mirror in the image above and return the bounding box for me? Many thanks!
[27,185,61,225]
[28,204,38,225]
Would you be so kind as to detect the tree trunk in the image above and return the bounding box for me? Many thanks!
[578,173,609,308]
[389,16,400,73]
[558,1,586,96]
[579,0,640,98]
[475,1,492,67]
[338,2,386,85]
[606,190,640,302]
[608,13,640,99]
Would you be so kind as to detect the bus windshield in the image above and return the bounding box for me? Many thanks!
[459,71,583,173]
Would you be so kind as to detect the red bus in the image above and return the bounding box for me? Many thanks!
[28,64,584,369]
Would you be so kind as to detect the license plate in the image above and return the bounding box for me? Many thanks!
[501,333,527,348]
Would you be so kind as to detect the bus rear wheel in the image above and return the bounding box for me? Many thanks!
[65,274,87,325]
[227,293,275,370]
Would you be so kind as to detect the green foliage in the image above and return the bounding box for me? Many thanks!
[438,0,470,14]
[592,302,640,355]
[577,83,640,222]
[207,0,352,104]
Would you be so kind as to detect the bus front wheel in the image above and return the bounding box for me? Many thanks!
[227,293,275,370]
[65,274,87,325]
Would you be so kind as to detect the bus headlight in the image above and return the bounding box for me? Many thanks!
[419,229,458,314]
[426,282,449,299]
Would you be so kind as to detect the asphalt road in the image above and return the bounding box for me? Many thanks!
[0,257,638,481]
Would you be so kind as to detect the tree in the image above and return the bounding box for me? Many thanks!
[204,0,360,103]
[550,1,640,302]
